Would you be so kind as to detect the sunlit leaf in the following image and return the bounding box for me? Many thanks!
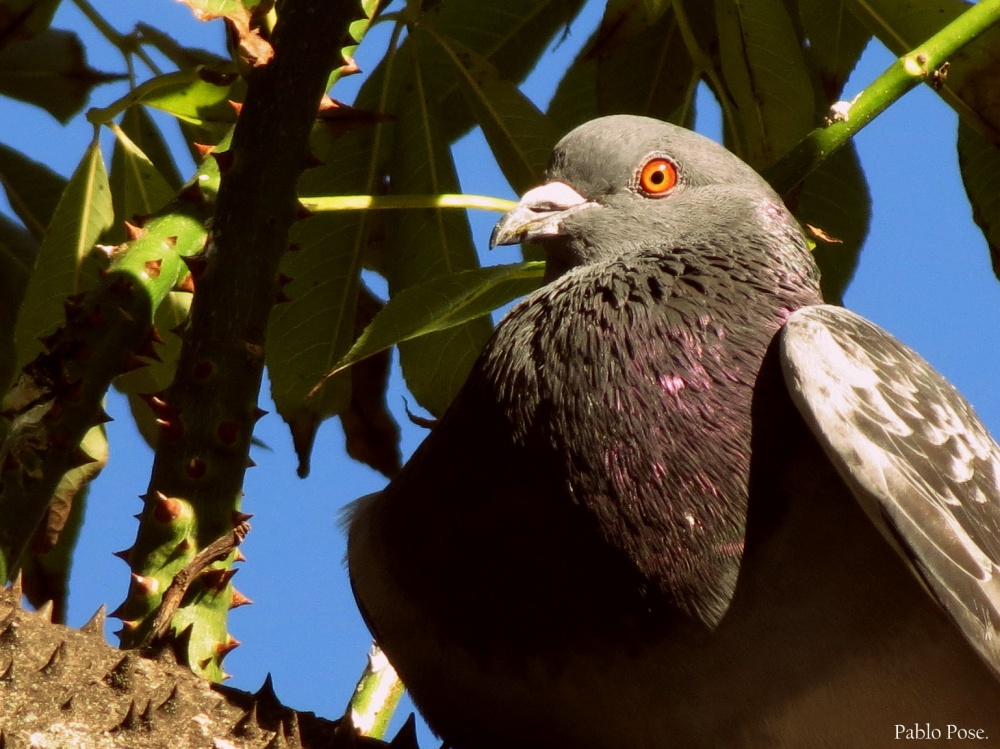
[331,261,545,380]
[108,122,176,241]
[13,139,113,368]
[0,29,120,123]
[140,74,239,129]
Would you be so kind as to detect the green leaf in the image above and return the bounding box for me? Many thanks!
[794,142,870,303]
[958,121,1000,279]
[0,29,119,123]
[418,26,559,194]
[140,74,239,129]
[329,262,545,379]
[108,122,177,241]
[0,0,61,47]
[549,2,699,133]
[13,139,113,369]
[22,423,106,621]
[0,142,66,239]
[357,0,585,145]
[798,0,871,99]
[715,0,816,168]
[384,42,493,416]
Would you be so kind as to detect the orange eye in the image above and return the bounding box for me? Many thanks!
[638,158,677,196]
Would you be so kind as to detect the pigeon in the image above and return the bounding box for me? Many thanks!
[346,115,1000,748]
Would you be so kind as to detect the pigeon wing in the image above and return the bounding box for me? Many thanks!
[780,304,1000,677]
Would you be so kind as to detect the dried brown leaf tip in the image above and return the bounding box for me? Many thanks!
[805,223,843,244]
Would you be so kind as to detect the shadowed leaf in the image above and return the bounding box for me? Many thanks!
[0,142,66,240]
[794,143,870,303]
[958,121,1000,279]
[715,0,816,167]
[0,29,120,123]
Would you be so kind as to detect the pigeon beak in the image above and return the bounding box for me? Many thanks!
[490,181,596,248]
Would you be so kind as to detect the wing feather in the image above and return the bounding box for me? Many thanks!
[780,304,1000,676]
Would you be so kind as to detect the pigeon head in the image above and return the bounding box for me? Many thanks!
[492,114,815,285]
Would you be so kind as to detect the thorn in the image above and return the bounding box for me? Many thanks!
[304,152,325,169]
[137,335,164,363]
[158,684,180,714]
[179,181,206,203]
[143,259,162,279]
[39,641,68,676]
[185,456,207,479]
[9,572,22,602]
[147,326,166,345]
[165,235,178,247]
[104,652,137,692]
[212,150,235,173]
[81,604,107,634]
[232,701,260,738]
[157,416,184,441]
[265,732,287,749]
[112,547,132,564]
[35,600,54,622]
[153,492,184,523]
[130,572,160,596]
[254,673,281,712]
[122,354,149,373]
[252,407,268,422]
[141,700,155,730]
[181,253,209,279]
[94,407,113,424]
[69,446,98,469]
[0,612,17,644]
[123,221,147,240]
[246,456,257,468]
[295,203,313,221]
[389,715,420,747]
[192,142,214,159]
[113,619,140,640]
[111,700,140,732]
[284,711,302,747]
[232,510,253,525]
[228,100,243,116]
[39,329,62,352]
[275,289,291,304]
[200,567,237,592]
[176,273,196,293]
[0,660,14,684]
[60,694,74,711]
[230,589,253,609]
[215,634,241,658]
[233,548,247,563]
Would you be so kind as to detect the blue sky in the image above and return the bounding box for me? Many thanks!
[3,1,1000,743]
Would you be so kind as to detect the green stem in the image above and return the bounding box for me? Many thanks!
[71,0,160,74]
[345,644,404,739]
[301,193,517,213]
[765,0,1000,195]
